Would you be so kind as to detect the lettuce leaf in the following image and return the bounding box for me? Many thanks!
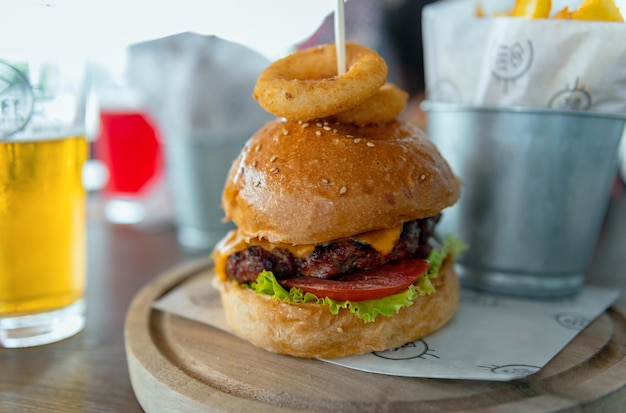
[425,234,468,279]
[248,234,467,323]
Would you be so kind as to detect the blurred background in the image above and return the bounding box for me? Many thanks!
[0,0,338,248]
[2,0,624,250]
[0,0,335,64]
[0,0,444,249]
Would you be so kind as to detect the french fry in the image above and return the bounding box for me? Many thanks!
[509,0,552,18]
[476,2,486,17]
[570,0,625,22]
[484,0,625,21]
[552,6,572,19]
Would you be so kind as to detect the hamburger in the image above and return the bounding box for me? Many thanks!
[212,43,463,359]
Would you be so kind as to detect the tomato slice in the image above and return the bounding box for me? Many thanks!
[280,259,430,302]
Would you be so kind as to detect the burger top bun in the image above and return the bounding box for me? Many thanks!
[222,119,461,245]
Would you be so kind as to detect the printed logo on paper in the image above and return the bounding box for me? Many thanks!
[373,339,439,361]
[0,61,34,140]
[555,313,591,330]
[478,363,541,377]
[491,40,534,93]
[548,78,591,110]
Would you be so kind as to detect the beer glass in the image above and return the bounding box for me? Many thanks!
[0,57,88,347]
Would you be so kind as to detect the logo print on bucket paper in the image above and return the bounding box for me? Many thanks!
[548,78,591,110]
[491,40,534,93]
[0,61,34,140]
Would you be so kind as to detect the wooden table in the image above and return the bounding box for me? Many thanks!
[1,191,625,412]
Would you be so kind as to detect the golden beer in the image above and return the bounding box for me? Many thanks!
[0,135,88,316]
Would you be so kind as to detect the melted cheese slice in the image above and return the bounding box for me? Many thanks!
[213,225,404,280]
[352,226,403,256]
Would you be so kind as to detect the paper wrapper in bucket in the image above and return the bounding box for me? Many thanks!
[422,1,626,296]
[126,32,273,143]
[422,0,626,114]
[124,33,273,251]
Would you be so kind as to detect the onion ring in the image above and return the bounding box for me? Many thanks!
[331,84,409,125]
[253,43,388,121]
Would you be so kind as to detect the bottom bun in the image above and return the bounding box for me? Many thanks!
[213,257,459,359]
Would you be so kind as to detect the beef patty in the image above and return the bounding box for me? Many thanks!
[225,215,441,283]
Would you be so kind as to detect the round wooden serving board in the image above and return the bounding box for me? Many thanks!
[125,257,626,413]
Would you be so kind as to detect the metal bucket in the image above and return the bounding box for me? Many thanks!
[425,102,626,297]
